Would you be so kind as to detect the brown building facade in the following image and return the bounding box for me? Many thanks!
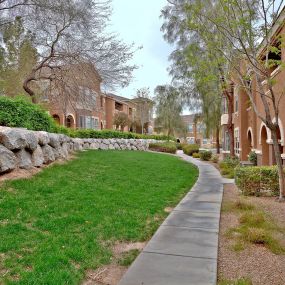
[43,63,138,132]
[221,10,285,166]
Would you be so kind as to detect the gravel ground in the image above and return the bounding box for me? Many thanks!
[218,184,285,285]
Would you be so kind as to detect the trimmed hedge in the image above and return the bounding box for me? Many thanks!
[69,129,173,141]
[149,142,177,154]
[0,96,56,132]
[182,144,200,156]
[235,166,280,196]
[200,151,212,161]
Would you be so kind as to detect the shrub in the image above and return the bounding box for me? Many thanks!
[192,152,200,158]
[200,151,212,161]
[235,166,280,196]
[211,154,219,163]
[0,96,56,132]
[71,129,173,141]
[182,144,199,156]
[149,142,177,154]
[248,151,257,166]
[219,156,240,179]
[176,143,183,150]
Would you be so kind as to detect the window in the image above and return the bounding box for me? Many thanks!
[223,130,230,151]
[188,124,193,133]
[115,102,123,111]
[234,128,240,156]
[79,116,85,129]
[129,108,133,116]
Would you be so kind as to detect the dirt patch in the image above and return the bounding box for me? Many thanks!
[82,241,146,285]
[164,207,173,213]
[83,265,127,285]
[218,183,285,285]
[112,241,146,258]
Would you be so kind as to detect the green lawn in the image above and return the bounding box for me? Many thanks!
[0,150,198,284]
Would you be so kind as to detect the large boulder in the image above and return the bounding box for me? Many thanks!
[24,131,38,151]
[48,133,60,149]
[0,145,17,173]
[42,145,55,164]
[61,143,69,159]
[0,128,26,150]
[32,145,44,167]
[36,131,50,146]
[16,149,33,169]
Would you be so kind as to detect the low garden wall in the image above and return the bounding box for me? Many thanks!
[0,127,155,174]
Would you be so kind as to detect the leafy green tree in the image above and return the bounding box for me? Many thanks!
[161,0,236,155]
[154,85,185,140]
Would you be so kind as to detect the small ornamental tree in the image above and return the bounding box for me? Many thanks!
[113,112,130,132]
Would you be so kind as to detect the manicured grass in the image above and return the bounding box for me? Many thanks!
[0,150,198,284]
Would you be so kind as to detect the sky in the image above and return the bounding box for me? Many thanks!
[108,0,173,99]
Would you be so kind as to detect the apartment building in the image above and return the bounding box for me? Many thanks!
[44,63,138,132]
[105,93,136,132]
[44,62,106,130]
[221,9,285,166]
[181,114,212,146]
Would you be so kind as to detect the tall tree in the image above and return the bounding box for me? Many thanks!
[161,0,235,156]
[163,0,285,200]
[0,1,137,99]
[154,85,185,140]
[132,87,154,134]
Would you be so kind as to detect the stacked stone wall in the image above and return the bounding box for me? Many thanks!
[0,127,156,174]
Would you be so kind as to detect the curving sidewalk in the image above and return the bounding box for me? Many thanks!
[118,150,224,285]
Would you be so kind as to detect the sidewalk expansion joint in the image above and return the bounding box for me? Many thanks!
[142,250,217,260]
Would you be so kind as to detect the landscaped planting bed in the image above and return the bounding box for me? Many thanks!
[0,150,198,284]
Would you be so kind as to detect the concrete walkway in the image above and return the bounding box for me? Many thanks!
[118,151,224,285]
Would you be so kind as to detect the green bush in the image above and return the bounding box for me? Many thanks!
[248,151,257,166]
[200,151,212,161]
[182,144,200,156]
[70,129,173,141]
[235,166,281,196]
[149,142,177,154]
[219,156,240,179]
[0,96,56,132]
[192,152,200,158]
[211,154,219,163]
[176,143,183,150]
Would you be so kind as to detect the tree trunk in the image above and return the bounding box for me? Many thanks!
[271,128,285,201]
[216,126,220,154]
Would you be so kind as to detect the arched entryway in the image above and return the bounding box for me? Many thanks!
[261,126,269,165]
[66,115,75,129]
[244,128,253,159]
[53,114,60,125]
[101,121,104,130]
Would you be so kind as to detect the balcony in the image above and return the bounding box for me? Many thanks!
[221,114,229,125]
